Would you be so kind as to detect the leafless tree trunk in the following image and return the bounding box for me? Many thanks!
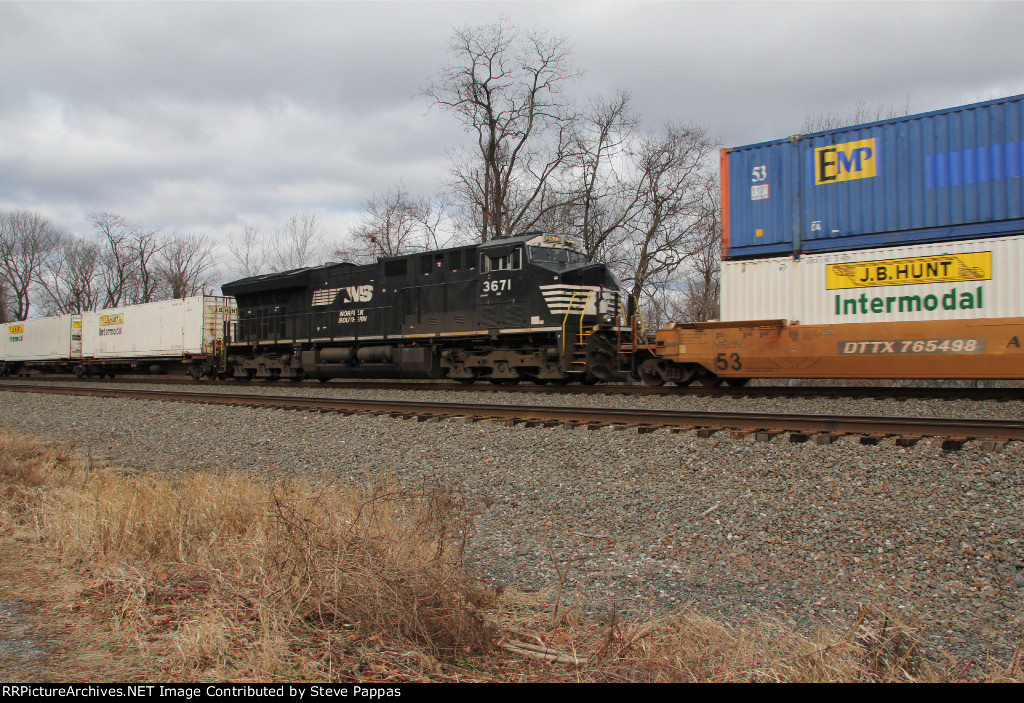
[91,212,140,308]
[157,232,217,299]
[659,176,722,324]
[133,228,164,303]
[36,235,103,314]
[425,18,581,242]
[269,212,326,271]
[349,183,428,259]
[226,223,268,277]
[564,91,641,262]
[0,279,11,324]
[0,209,63,320]
[613,123,718,318]
[343,183,459,262]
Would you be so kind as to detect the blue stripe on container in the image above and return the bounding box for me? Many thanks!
[926,141,1024,189]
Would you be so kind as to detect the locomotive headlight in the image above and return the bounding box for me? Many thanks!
[600,313,615,326]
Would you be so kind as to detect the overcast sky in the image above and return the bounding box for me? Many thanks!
[3,0,1023,263]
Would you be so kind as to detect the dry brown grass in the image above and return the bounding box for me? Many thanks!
[0,429,1020,683]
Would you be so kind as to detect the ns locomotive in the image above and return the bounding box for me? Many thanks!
[221,232,628,384]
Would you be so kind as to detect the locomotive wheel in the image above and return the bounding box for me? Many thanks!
[726,378,750,388]
[190,366,204,381]
[456,378,476,385]
[696,374,723,387]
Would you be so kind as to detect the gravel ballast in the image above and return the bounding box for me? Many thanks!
[1,385,1022,664]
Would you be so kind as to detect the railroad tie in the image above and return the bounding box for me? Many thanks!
[941,436,969,452]
[814,432,843,445]
[860,434,887,446]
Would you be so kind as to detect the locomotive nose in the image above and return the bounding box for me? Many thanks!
[560,263,618,288]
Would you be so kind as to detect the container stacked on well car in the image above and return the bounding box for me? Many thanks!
[643,94,1024,386]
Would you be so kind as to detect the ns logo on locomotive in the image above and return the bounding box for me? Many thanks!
[221,232,627,384]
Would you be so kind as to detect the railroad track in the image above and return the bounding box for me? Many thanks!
[2,382,1021,450]
[9,374,1024,401]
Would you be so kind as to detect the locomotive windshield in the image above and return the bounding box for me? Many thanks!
[528,246,588,264]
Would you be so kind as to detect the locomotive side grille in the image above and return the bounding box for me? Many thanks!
[539,285,618,315]
[311,288,340,306]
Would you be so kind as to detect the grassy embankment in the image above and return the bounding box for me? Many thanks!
[0,429,1019,682]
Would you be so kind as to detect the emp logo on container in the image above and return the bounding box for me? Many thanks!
[814,138,877,184]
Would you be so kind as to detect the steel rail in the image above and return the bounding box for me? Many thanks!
[8,375,1024,401]
[3,382,1024,442]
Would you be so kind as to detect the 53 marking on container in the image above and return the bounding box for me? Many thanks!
[750,165,769,200]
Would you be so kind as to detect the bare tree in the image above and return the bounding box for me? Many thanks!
[89,213,167,306]
[801,95,912,132]
[132,228,164,303]
[227,223,268,277]
[659,175,722,324]
[157,232,217,299]
[269,211,326,271]
[349,184,427,259]
[90,212,139,308]
[36,234,103,314]
[0,209,63,320]
[0,279,9,324]
[613,123,718,318]
[560,91,641,263]
[425,18,581,241]
[344,183,459,262]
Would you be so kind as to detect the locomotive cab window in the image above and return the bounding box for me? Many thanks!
[529,246,587,264]
[481,247,522,273]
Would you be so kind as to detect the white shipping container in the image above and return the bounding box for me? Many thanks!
[4,315,82,361]
[721,235,1024,325]
[82,296,236,359]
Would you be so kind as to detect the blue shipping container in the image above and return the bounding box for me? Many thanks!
[722,94,1024,260]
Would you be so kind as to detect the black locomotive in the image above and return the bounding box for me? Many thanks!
[221,232,627,383]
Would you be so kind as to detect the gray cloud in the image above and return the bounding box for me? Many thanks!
[1,0,1022,245]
